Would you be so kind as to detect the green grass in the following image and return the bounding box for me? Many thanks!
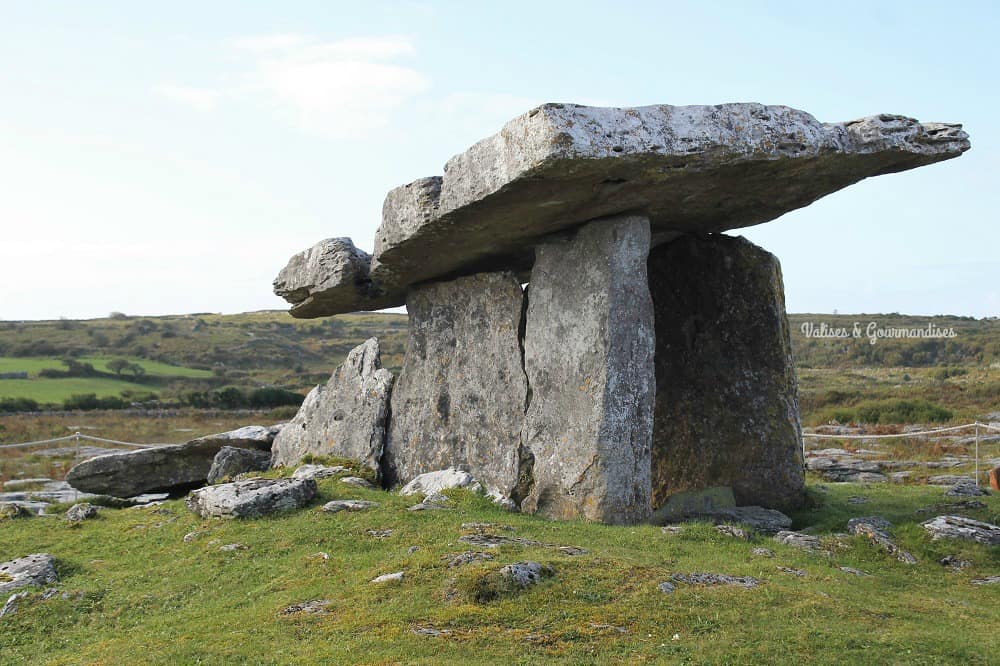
[0,377,157,403]
[1,479,997,664]
[0,356,212,379]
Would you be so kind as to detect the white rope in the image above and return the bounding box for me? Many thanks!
[0,434,79,449]
[803,423,982,439]
[0,433,165,450]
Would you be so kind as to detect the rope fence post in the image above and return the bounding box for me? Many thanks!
[975,422,980,488]
[74,431,81,502]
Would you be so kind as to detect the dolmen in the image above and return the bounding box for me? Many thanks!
[273,102,969,525]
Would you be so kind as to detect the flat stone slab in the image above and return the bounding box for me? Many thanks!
[207,446,271,484]
[398,469,481,497]
[0,554,58,594]
[67,425,281,497]
[276,103,968,316]
[922,515,1000,545]
[186,478,316,519]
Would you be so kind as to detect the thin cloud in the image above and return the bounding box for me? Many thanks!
[153,34,428,139]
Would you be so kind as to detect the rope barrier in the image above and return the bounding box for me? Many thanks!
[802,423,984,440]
[0,433,166,450]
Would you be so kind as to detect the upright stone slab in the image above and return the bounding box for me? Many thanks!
[271,338,394,473]
[520,214,655,524]
[647,234,805,511]
[381,272,528,500]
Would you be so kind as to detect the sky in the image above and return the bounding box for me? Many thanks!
[1,0,997,320]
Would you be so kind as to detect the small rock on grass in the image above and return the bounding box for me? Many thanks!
[716,524,749,539]
[292,464,349,481]
[446,551,495,568]
[922,515,1000,546]
[371,571,404,584]
[0,554,58,594]
[774,531,822,551]
[661,526,684,535]
[366,529,393,539]
[280,599,331,615]
[340,476,376,489]
[939,555,971,571]
[657,581,676,594]
[847,516,917,564]
[64,503,99,522]
[671,573,761,589]
[839,566,872,577]
[321,500,378,513]
[971,576,1000,586]
[777,566,807,577]
[407,492,451,511]
[219,543,248,552]
[751,548,775,557]
[412,626,451,637]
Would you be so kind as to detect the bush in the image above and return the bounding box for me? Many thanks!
[0,397,40,413]
[822,399,953,425]
[62,393,127,411]
[248,387,304,409]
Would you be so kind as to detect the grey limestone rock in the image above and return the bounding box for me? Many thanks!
[66,425,280,497]
[0,554,58,594]
[922,515,1000,546]
[774,531,822,551]
[847,516,917,564]
[271,338,393,472]
[186,477,316,519]
[382,272,528,501]
[520,215,654,524]
[398,469,481,497]
[63,503,98,522]
[284,103,967,316]
[647,234,805,511]
[320,500,378,513]
[671,572,761,589]
[273,237,396,317]
[207,447,271,484]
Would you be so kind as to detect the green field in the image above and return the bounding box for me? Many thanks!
[0,356,213,379]
[1,472,997,664]
[0,377,157,403]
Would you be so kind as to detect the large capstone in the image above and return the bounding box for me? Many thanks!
[647,234,805,511]
[381,271,528,501]
[277,103,968,317]
[520,214,655,524]
[65,426,281,498]
[270,338,394,473]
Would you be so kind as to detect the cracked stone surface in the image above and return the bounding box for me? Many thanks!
[186,478,316,519]
[381,272,528,501]
[648,234,804,511]
[271,338,394,473]
[277,103,968,316]
[922,515,1000,545]
[520,215,654,524]
[0,554,58,594]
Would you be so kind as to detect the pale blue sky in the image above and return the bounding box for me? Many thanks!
[1,0,996,320]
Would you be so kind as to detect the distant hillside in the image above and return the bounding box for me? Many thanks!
[1,311,997,422]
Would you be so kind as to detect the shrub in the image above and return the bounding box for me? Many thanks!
[0,397,40,413]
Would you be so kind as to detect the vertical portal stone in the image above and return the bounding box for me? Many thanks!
[382,271,528,501]
[520,215,655,524]
[647,234,805,511]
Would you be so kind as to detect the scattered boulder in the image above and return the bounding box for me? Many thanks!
[366,529,394,539]
[340,476,376,489]
[939,555,971,571]
[407,492,451,512]
[64,503,98,522]
[207,447,271,484]
[839,567,872,577]
[0,502,35,519]
[774,531,822,551]
[292,465,349,481]
[945,481,989,497]
[752,548,775,558]
[66,425,280,497]
[777,566,807,577]
[186,478,316,519]
[716,525,750,540]
[399,470,481,497]
[320,500,378,514]
[466,562,555,603]
[219,543,248,552]
[971,576,1000,586]
[381,272,527,502]
[846,517,917,564]
[371,571,404,584]
[0,554,58,594]
[521,215,654,524]
[927,475,974,486]
[446,551,495,568]
[498,562,553,588]
[648,234,805,511]
[657,581,676,594]
[921,515,1000,546]
[666,505,793,536]
[806,456,887,483]
[270,338,394,473]
[671,573,761,589]
[280,599,332,615]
